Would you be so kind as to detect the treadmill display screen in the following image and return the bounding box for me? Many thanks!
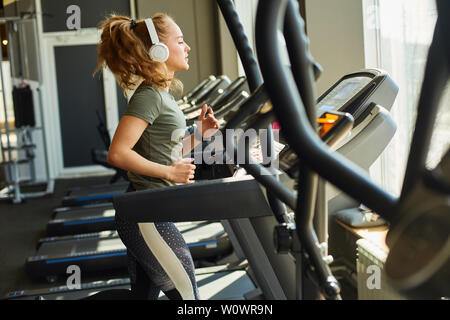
[316,76,372,117]
[334,82,362,100]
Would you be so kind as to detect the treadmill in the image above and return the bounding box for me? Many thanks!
[47,203,116,236]
[86,68,397,300]
[183,76,247,121]
[15,168,278,300]
[15,170,272,300]
[15,0,398,299]
[14,61,397,304]
[34,76,251,283]
[41,67,396,284]
[179,75,231,112]
[61,182,129,207]
[183,75,240,113]
[253,0,449,299]
[5,263,255,300]
[177,75,217,105]
[26,221,233,282]
[186,90,249,126]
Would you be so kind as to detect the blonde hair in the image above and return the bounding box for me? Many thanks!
[94,13,183,95]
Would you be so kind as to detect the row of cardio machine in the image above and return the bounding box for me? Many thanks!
[5,74,252,300]
[5,67,399,300]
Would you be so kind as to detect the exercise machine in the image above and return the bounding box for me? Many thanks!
[26,221,233,282]
[253,0,449,299]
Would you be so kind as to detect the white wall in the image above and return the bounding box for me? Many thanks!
[305,0,366,95]
[137,0,220,95]
[217,0,367,95]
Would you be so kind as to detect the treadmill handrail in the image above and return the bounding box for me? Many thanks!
[112,175,274,223]
[209,76,247,110]
[217,0,262,92]
[182,75,216,103]
[283,0,318,127]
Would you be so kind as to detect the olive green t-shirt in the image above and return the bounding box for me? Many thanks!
[124,83,186,190]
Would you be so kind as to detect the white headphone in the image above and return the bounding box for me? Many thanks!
[144,18,169,63]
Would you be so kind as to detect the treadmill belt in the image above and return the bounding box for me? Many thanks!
[54,206,115,221]
[67,182,129,198]
[8,268,255,300]
[38,237,125,256]
[38,222,225,257]
[27,222,231,279]
[192,270,255,300]
[65,183,128,199]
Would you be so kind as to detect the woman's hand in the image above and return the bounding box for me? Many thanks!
[168,158,196,184]
[198,104,220,138]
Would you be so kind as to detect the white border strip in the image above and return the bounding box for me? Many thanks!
[138,222,195,300]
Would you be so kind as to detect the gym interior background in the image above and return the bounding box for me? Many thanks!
[0,0,448,300]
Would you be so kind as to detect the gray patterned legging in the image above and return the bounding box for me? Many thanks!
[115,203,199,300]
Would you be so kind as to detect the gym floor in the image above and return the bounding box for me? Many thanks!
[0,174,125,297]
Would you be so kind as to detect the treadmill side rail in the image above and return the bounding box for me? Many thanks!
[113,175,274,223]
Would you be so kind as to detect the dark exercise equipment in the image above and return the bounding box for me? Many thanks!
[177,75,217,105]
[254,0,449,299]
[108,0,401,300]
[183,76,248,125]
[91,110,128,184]
[7,0,421,300]
[9,65,397,299]
[109,69,398,301]
[12,85,36,128]
[180,75,231,112]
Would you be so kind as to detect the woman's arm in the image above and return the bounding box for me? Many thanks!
[108,115,195,184]
[182,104,220,156]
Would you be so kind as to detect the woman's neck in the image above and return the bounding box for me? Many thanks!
[166,70,175,79]
[164,70,175,92]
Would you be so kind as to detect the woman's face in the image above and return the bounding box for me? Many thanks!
[163,20,191,74]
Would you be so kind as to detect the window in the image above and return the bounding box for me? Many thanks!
[234,0,259,78]
[364,0,449,195]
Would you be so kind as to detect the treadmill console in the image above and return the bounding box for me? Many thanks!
[317,68,398,124]
[279,69,398,177]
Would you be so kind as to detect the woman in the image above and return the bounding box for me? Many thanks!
[94,13,220,300]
